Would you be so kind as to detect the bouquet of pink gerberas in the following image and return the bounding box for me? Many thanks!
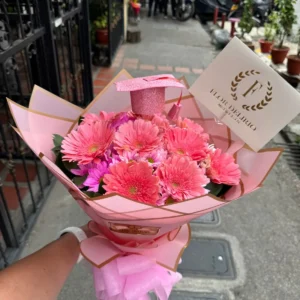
[8,71,282,300]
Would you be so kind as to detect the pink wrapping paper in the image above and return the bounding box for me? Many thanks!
[7,69,282,276]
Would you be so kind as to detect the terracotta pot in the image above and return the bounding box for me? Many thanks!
[244,41,255,51]
[259,39,273,53]
[96,29,108,45]
[271,46,290,64]
[287,55,300,76]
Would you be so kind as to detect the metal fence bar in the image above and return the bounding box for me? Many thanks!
[37,0,60,95]
[0,178,19,248]
[0,0,93,269]
[79,0,93,105]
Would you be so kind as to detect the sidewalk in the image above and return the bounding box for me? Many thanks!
[93,15,219,95]
[21,15,300,300]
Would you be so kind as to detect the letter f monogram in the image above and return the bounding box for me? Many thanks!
[243,80,263,98]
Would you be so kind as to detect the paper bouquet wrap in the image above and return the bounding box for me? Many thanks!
[8,69,283,300]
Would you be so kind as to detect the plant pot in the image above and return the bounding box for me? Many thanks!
[96,29,108,45]
[287,55,300,76]
[244,41,255,51]
[259,39,273,53]
[271,46,290,64]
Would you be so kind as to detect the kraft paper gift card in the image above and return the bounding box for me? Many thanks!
[189,37,300,152]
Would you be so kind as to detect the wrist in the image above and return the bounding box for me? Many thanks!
[58,227,88,263]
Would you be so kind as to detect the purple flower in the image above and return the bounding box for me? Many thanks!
[71,164,92,176]
[110,112,132,129]
[83,161,109,193]
[104,149,120,166]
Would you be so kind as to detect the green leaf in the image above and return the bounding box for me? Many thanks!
[165,197,175,205]
[55,152,74,179]
[85,191,103,198]
[53,134,64,148]
[218,184,232,197]
[51,145,61,156]
[63,160,78,171]
[73,176,87,187]
[205,182,224,197]
[78,116,84,125]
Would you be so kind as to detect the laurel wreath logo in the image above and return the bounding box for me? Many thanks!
[230,70,273,112]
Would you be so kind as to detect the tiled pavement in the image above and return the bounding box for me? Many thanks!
[92,16,219,97]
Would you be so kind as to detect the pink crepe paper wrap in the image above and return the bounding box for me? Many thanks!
[7,70,283,299]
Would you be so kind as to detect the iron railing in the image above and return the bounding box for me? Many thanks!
[0,0,93,269]
[90,0,124,66]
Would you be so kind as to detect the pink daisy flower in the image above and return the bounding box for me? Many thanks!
[141,148,168,168]
[82,111,115,125]
[157,155,209,201]
[114,119,161,155]
[103,161,159,205]
[151,114,170,131]
[61,121,114,165]
[83,161,109,192]
[177,117,208,140]
[164,127,209,161]
[119,150,140,163]
[205,149,241,186]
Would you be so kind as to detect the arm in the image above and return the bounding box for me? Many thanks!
[0,225,91,300]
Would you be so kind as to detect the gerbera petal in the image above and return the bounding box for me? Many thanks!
[103,161,159,204]
[115,119,161,155]
[61,121,114,165]
[206,149,241,185]
[157,155,209,202]
[164,127,209,161]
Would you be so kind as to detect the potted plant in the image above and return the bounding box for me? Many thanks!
[259,12,279,53]
[271,0,297,64]
[93,15,108,45]
[287,28,300,75]
[238,0,255,51]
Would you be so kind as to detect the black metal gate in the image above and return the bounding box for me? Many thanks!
[90,0,124,67]
[0,0,93,269]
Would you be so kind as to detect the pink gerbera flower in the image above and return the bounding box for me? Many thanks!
[164,127,209,161]
[103,161,159,204]
[115,119,161,155]
[61,121,114,165]
[205,149,241,186]
[177,117,209,140]
[83,161,109,192]
[82,111,115,125]
[157,155,209,201]
[151,114,170,131]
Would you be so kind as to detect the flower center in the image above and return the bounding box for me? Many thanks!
[176,149,185,155]
[172,182,180,188]
[135,141,143,149]
[88,144,99,154]
[147,157,155,163]
[129,186,138,194]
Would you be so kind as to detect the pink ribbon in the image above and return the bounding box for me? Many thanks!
[93,254,182,300]
[80,222,189,300]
